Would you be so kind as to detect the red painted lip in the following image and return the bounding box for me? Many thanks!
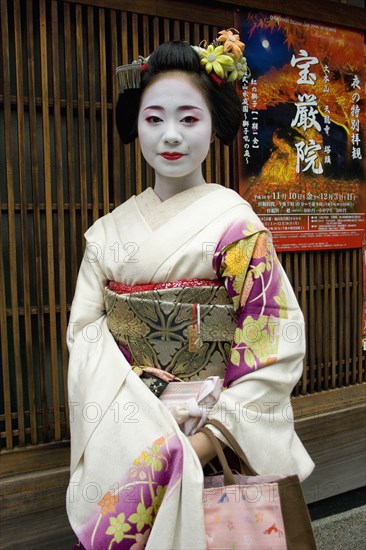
[160,153,185,160]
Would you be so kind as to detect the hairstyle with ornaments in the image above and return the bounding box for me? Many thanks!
[115,30,248,146]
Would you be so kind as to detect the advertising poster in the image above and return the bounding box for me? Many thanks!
[235,11,365,251]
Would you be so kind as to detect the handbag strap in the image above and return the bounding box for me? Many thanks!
[202,418,256,476]
[200,427,236,486]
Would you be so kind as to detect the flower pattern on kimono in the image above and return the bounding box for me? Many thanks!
[129,457,147,481]
[231,315,278,370]
[106,512,131,543]
[140,438,168,473]
[128,502,153,532]
[98,491,119,516]
[213,221,290,385]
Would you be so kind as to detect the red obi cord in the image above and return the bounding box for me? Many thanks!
[108,279,221,294]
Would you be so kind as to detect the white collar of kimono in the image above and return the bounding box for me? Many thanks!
[136,184,217,231]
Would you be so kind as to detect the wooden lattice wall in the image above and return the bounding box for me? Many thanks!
[0,0,365,455]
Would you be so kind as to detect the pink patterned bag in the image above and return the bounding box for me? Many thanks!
[200,420,317,550]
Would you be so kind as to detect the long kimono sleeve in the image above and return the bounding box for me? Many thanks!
[207,220,315,481]
[67,217,108,352]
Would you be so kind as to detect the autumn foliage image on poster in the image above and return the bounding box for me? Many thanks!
[236,12,365,250]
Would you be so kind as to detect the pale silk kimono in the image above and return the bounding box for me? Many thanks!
[66,184,314,549]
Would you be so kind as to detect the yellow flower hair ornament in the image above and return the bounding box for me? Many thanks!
[194,29,248,85]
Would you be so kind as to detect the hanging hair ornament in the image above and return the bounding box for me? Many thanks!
[115,56,149,93]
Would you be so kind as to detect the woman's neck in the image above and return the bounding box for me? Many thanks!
[153,171,207,201]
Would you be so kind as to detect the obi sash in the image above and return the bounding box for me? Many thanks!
[104,279,237,380]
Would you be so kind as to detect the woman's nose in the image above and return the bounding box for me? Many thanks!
[162,123,182,144]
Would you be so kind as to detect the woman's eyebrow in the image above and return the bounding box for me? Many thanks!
[142,105,164,112]
[178,105,203,111]
[142,105,203,112]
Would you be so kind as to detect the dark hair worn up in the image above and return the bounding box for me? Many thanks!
[116,41,242,146]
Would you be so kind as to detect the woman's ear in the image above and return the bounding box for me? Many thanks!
[210,133,216,143]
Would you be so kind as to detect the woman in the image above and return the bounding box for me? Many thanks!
[67,31,314,549]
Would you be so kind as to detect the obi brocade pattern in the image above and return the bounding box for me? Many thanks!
[213,220,288,387]
[104,284,237,380]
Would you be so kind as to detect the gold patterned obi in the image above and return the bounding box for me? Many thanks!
[104,280,237,380]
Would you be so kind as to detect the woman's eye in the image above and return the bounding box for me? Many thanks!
[146,116,162,123]
[181,115,198,124]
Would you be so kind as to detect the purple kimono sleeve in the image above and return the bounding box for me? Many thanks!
[213,220,290,388]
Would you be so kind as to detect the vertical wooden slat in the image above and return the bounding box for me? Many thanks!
[330,251,336,388]
[2,0,25,448]
[87,6,99,223]
[76,4,88,236]
[27,0,48,444]
[51,0,69,434]
[337,250,344,386]
[323,254,330,390]
[173,18,180,39]
[315,253,323,390]
[14,0,37,445]
[351,249,359,383]
[64,2,78,289]
[110,9,121,207]
[39,0,61,440]
[0,151,13,449]
[344,249,351,385]
[308,252,316,393]
[0,188,12,449]
[99,8,110,215]
[357,250,363,384]
[300,253,307,395]
[132,13,142,197]
[120,11,131,201]
[223,145,230,188]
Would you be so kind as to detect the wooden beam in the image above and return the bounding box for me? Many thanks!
[61,0,366,31]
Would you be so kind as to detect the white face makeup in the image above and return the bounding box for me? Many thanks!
[137,73,212,198]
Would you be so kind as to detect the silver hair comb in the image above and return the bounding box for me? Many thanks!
[115,60,143,93]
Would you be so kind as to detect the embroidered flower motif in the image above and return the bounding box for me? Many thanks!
[106,512,131,543]
[227,520,234,530]
[232,315,278,369]
[98,491,119,516]
[217,29,245,58]
[128,502,153,532]
[224,246,246,277]
[198,44,234,78]
[141,439,168,472]
[130,528,151,550]
[227,52,248,82]
[129,456,147,480]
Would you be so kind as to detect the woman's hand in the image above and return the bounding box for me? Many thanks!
[188,431,225,466]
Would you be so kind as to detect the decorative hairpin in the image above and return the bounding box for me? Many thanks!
[195,29,247,83]
[115,29,247,94]
[115,56,149,93]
